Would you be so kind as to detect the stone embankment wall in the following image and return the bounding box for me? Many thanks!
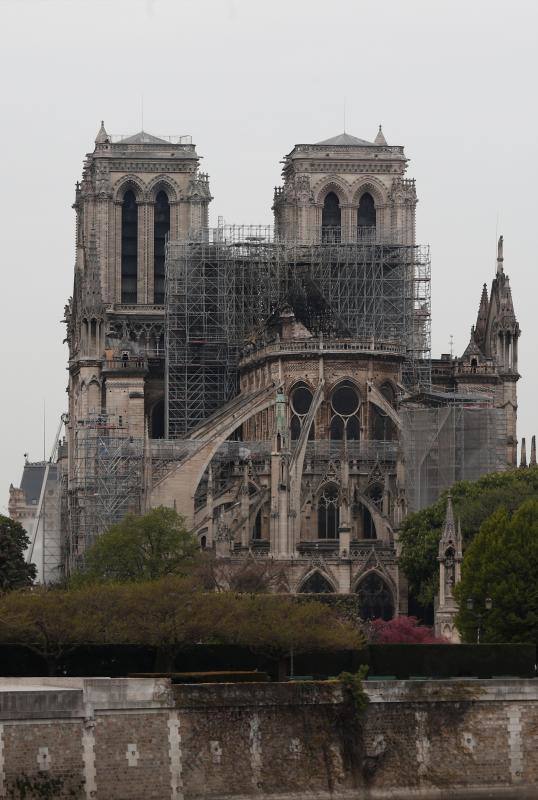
[0,677,537,799]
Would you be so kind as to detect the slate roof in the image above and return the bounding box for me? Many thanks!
[119,131,170,145]
[316,132,374,146]
[19,463,58,505]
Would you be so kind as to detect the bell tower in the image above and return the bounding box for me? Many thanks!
[64,124,212,564]
[273,126,417,244]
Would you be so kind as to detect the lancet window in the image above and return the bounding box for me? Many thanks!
[154,190,170,304]
[317,483,339,539]
[357,192,376,237]
[290,384,314,441]
[121,190,138,303]
[322,192,341,242]
[329,382,360,441]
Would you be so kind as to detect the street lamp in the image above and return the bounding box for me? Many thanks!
[466,597,493,643]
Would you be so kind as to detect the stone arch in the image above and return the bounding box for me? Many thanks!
[354,569,395,620]
[113,175,146,201]
[146,175,180,202]
[313,177,350,205]
[297,569,336,594]
[150,384,278,526]
[350,177,387,208]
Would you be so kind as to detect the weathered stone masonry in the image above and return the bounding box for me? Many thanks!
[0,677,538,798]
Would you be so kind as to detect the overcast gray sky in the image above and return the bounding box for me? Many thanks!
[1,0,537,508]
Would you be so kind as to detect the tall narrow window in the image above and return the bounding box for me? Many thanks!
[318,483,339,539]
[154,190,170,304]
[322,192,341,242]
[121,190,138,303]
[357,192,376,229]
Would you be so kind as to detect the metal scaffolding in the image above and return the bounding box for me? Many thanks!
[165,226,431,437]
[401,400,507,513]
[65,413,144,570]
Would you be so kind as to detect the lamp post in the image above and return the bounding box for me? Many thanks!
[466,597,493,644]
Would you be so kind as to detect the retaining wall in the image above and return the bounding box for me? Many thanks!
[0,677,537,798]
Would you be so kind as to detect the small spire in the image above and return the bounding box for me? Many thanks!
[531,436,537,467]
[374,124,387,145]
[95,120,109,145]
[520,437,527,468]
[445,492,455,527]
[497,235,504,275]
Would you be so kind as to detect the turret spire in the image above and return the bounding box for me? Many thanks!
[95,121,109,145]
[374,125,387,145]
[531,435,537,467]
[497,235,504,275]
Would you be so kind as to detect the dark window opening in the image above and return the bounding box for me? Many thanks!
[380,382,395,407]
[332,383,359,416]
[366,483,383,508]
[151,399,165,439]
[322,192,341,242]
[121,190,138,303]
[291,386,313,415]
[358,503,376,539]
[200,535,207,550]
[330,415,345,440]
[346,415,360,441]
[373,409,396,441]
[318,484,339,539]
[356,573,394,620]
[154,190,170,304]
[290,415,301,441]
[299,571,334,593]
[252,509,262,540]
[357,192,376,228]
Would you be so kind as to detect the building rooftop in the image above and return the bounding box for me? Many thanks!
[19,462,57,505]
[316,132,374,146]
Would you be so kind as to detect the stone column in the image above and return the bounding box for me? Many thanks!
[137,201,148,304]
[114,201,122,303]
[145,201,155,304]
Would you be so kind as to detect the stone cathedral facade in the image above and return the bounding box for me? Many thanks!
[10,123,520,620]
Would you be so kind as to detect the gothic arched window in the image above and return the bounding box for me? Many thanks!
[121,190,138,303]
[357,192,376,230]
[252,509,262,540]
[318,483,339,539]
[372,383,396,441]
[356,573,394,620]
[151,398,165,439]
[154,190,170,304]
[290,384,313,441]
[299,571,334,593]
[322,192,341,242]
[330,382,360,442]
[357,502,376,539]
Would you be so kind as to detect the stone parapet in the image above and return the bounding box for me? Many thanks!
[0,677,537,798]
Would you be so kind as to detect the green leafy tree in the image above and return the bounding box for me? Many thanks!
[72,506,199,584]
[0,587,94,675]
[0,515,36,590]
[228,594,363,658]
[454,500,538,644]
[399,467,538,608]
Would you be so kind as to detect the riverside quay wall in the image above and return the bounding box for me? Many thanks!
[0,677,538,799]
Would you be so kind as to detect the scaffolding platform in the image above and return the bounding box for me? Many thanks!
[165,226,431,438]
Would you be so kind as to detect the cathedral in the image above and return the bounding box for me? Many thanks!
[9,123,520,623]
